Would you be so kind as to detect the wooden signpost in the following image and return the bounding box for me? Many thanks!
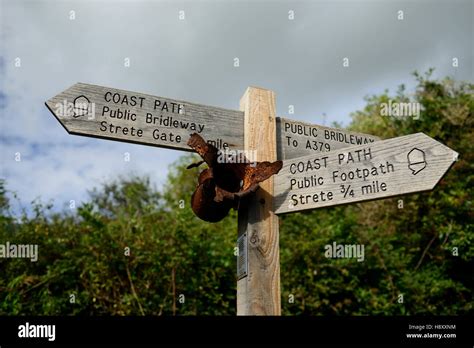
[45,83,378,156]
[273,133,459,214]
[46,83,459,316]
[277,117,380,160]
[45,83,244,151]
[237,87,280,315]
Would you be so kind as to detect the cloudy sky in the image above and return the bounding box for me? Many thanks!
[0,0,472,214]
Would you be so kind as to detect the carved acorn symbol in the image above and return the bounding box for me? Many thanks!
[187,133,282,223]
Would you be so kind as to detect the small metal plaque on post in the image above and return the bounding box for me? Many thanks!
[237,233,248,280]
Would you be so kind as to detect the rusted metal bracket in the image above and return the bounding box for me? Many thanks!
[187,133,283,222]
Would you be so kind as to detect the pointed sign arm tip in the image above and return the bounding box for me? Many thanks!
[44,100,73,135]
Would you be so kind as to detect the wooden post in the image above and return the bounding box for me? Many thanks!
[237,87,281,315]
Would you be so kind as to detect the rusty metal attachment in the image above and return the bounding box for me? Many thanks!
[187,133,283,222]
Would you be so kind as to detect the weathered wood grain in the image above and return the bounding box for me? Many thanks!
[277,117,380,160]
[45,83,244,151]
[274,133,458,214]
[237,87,281,315]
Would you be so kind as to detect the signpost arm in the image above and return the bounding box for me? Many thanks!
[237,87,281,315]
